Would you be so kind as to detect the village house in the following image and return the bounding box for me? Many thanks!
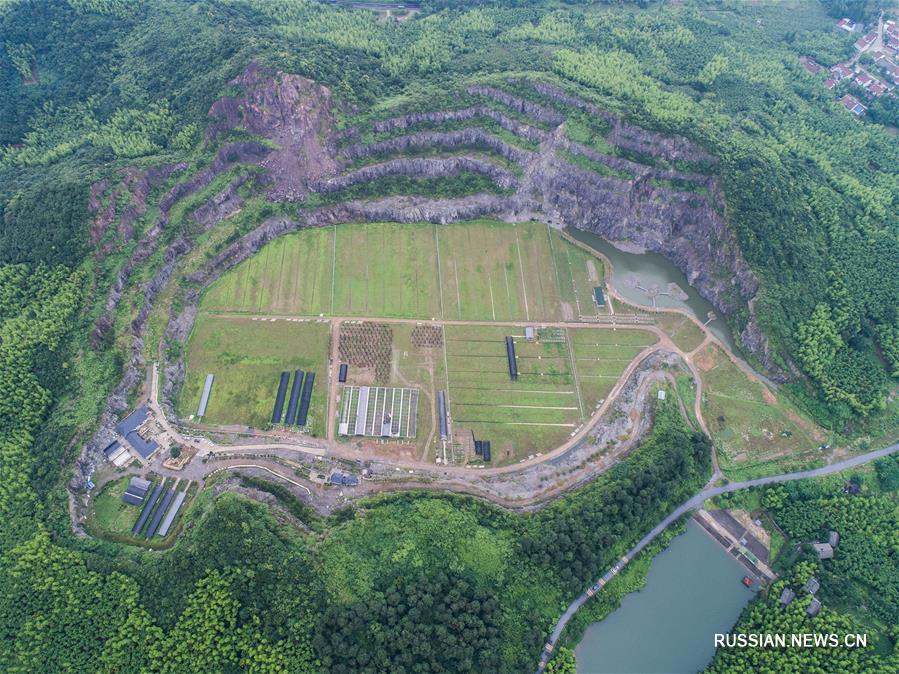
[807,598,822,617]
[800,56,822,75]
[854,31,878,52]
[779,587,796,607]
[840,94,867,116]
[837,17,857,32]
[804,577,820,595]
[812,542,834,560]
[830,63,853,80]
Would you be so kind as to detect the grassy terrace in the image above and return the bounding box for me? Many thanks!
[202,219,607,322]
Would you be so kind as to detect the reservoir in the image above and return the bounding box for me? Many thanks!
[566,229,736,352]
[575,521,755,674]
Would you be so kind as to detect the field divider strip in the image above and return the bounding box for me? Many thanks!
[515,226,530,320]
[565,327,586,420]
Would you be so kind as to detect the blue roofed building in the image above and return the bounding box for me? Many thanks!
[116,406,160,460]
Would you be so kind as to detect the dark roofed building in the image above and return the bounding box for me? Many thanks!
[807,598,822,617]
[122,492,144,506]
[116,406,160,460]
[125,431,159,460]
[116,406,150,436]
[330,472,360,487]
[104,441,122,458]
[780,588,795,607]
[812,543,834,560]
[804,577,820,595]
[828,530,840,547]
[128,476,151,494]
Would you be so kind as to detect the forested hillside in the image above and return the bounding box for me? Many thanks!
[0,0,896,672]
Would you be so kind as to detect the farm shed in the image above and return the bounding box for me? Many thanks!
[296,371,315,426]
[132,483,163,535]
[437,390,448,441]
[284,370,305,425]
[807,598,822,617]
[271,371,290,424]
[505,336,518,380]
[197,374,214,417]
[145,488,174,538]
[157,491,187,537]
[338,363,348,383]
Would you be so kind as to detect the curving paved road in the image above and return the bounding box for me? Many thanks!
[535,441,899,672]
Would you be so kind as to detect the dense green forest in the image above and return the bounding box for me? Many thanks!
[0,0,897,671]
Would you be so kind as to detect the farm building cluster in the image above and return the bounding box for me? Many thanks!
[338,385,419,438]
[103,405,161,466]
[271,370,316,428]
[121,476,190,540]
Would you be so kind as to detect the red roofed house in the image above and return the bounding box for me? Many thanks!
[837,18,857,32]
[824,78,837,90]
[840,94,867,116]
[855,70,874,88]
[855,31,877,51]
[869,82,887,96]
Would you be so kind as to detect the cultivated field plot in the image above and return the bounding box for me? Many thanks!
[332,223,441,318]
[569,328,658,405]
[696,344,825,480]
[197,219,600,322]
[203,225,334,315]
[444,325,582,463]
[549,233,607,320]
[178,316,330,434]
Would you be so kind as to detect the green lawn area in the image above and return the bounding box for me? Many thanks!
[697,343,826,480]
[197,219,600,322]
[178,315,331,433]
[90,476,141,536]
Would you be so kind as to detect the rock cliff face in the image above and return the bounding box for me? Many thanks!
[343,128,535,166]
[372,105,546,144]
[533,82,717,164]
[317,156,519,192]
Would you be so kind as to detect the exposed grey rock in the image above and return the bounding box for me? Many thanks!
[467,84,565,125]
[207,62,338,200]
[192,174,248,230]
[372,105,547,144]
[319,156,519,193]
[342,128,535,166]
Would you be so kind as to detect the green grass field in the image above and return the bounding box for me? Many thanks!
[569,327,658,405]
[697,344,825,480]
[200,219,602,321]
[90,477,141,535]
[178,316,330,433]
